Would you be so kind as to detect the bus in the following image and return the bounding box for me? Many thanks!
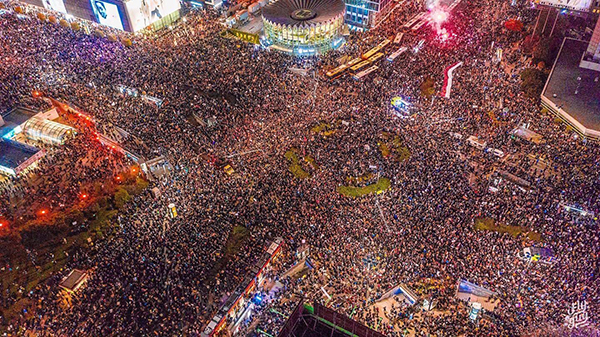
[404,12,425,28]
[377,39,391,49]
[350,60,371,72]
[394,32,404,44]
[326,57,363,78]
[387,47,408,62]
[347,57,363,67]
[362,46,382,60]
[326,64,348,78]
[367,52,385,63]
[353,65,379,80]
[362,39,390,60]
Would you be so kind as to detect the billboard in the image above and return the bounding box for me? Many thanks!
[125,0,180,31]
[42,0,67,13]
[536,0,592,11]
[91,0,124,30]
[457,280,496,298]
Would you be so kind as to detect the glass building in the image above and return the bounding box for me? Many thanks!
[262,0,347,55]
[344,0,393,30]
[23,117,76,145]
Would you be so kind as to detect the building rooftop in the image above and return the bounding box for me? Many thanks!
[279,302,386,337]
[59,269,89,293]
[542,38,600,135]
[0,107,39,138]
[262,0,346,27]
[0,139,41,170]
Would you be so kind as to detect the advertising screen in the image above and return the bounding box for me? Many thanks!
[536,0,592,11]
[42,0,67,13]
[125,0,181,31]
[91,0,124,30]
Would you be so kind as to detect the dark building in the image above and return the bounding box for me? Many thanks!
[279,301,387,337]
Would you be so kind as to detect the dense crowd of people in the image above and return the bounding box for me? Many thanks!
[0,0,599,335]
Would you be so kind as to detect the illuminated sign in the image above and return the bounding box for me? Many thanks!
[91,0,124,30]
[125,0,181,31]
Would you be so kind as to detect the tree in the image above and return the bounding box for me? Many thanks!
[420,77,436,98]
[532,37,561,67]
[521,35,539,55]
[532,38,551,65]
[21,222,69,250]
[520,68,547,99]
[114,188,131,209]
[504,19,524,32]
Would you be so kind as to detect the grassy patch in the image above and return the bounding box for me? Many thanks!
[206,225,250,282]
[285,148,317,179]
[474,217,542,241]
[311,121,343,137]
[289,163,310,179]
[305,156,319,171]
[346,173,374,185]
[337,177,391,197]
[379,143,391,157]
[225,225,250,256]
[379,133,410,163]
[310,122,334,136]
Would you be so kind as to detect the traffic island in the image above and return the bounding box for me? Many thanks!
[337,177,391,197]
[378,132,410,163]
[284,148,318,179]
[474,217,542,242]
[310,120,342,137]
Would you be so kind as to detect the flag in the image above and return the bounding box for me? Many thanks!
[440,61,463,98]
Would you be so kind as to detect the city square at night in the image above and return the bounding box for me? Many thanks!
[0,0,599,334]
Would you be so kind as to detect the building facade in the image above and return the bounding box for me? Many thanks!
[580,16,600,71]
[344,0,393,30]
[262,0,347,55]
[19,0,181,32]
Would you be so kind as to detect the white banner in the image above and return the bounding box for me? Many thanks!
[441,61,463,99]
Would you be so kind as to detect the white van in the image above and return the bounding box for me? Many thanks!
[491,149,504,158]
[467,135,486,150]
